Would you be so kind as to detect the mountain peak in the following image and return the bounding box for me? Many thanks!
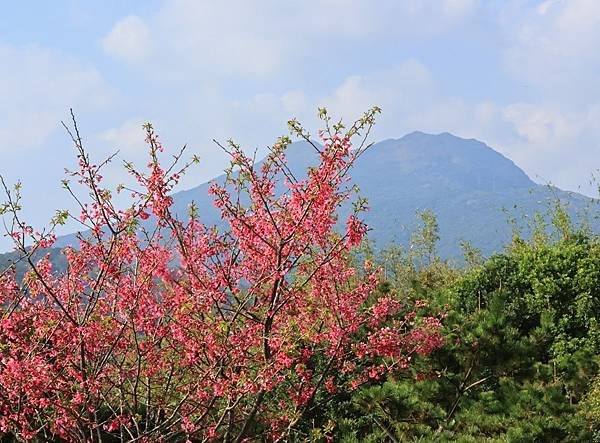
[401,130,468,141]
[400,130,500,149]
[47,130,590,259]
[355,131,533,192]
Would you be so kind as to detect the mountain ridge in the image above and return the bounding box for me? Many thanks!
[14,131,600,260]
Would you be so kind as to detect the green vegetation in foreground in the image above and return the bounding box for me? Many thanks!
[299,206,600,442]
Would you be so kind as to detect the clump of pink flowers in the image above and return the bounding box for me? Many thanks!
[0,108,443,442]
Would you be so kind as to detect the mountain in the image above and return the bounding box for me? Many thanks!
[154,131,598,258]
[22,131,600,261]
[348,131,595,256]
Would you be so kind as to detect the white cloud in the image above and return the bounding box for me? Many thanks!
[281,90,309,114]
[502,103,578,147]
[0,42,113,154]
[98,118,149,168]
[493,0,600,192]
[400,0,479,30]
[503,0,600,103]
[498,103,600,189]
[442,0,479,17]
[100,15,150,63]
[101,1,289,78]
[99,0,479,80]
[319,60,436,131]
[100,118,146,152]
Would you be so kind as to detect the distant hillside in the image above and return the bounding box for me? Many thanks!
[22,131,600,264]
[142,131,599,258]
[0,247,67,281]
[345,132,597,256]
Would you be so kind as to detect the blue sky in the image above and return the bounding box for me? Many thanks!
[1,0,599,249]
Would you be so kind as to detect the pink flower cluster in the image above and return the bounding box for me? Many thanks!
[0,113,443,441]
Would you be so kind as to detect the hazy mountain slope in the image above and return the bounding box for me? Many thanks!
[344,132,595,256]
[40,131,600,259]
[165,131,597,258]
[0,247,67,281]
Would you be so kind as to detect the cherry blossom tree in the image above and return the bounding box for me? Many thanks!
[0,108,443,442]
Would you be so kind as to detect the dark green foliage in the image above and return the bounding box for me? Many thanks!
[582,375,600,439]
[315,210,600,442]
